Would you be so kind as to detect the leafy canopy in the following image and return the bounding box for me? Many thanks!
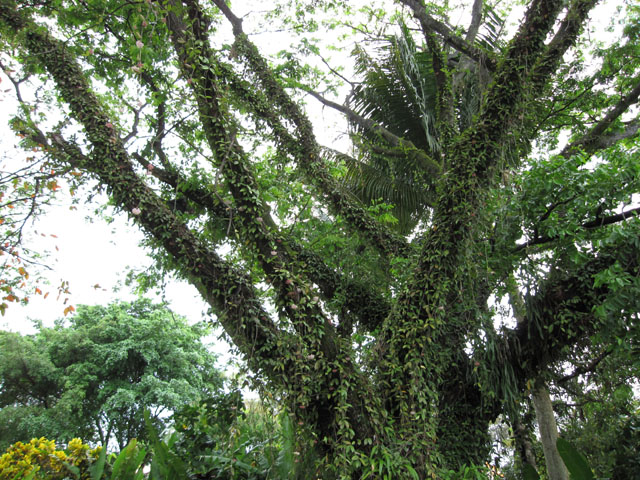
[0,299,223,451]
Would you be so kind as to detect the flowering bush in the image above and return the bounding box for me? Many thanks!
[0,437,102,480]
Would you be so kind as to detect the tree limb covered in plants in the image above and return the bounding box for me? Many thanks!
[398,0,496,70]
[212,0,412,259]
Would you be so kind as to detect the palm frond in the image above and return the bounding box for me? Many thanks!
[350,26,439,153]
[341,23,443,234]
[474,5,507,52]
[322,147,433,235]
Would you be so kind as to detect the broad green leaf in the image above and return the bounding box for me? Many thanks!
[557,437,595,480]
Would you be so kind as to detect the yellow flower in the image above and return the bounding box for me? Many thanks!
[0,437,101,480]
[68,438,85,451]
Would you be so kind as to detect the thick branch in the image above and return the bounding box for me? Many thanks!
[583,119,640,150]
[211,0,411,259]
[465,0,483,44]
[499,244,639,403]
[398,0,496,70]
[426,35,455,145]
[561,78,640,157]
[473,0,566,169]
[530,0,600,89]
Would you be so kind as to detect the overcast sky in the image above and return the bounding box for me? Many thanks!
[0,79,213,337]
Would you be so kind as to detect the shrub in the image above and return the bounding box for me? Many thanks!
[0,437,102,480]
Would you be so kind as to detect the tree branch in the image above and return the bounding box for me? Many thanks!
[211,0,412,259]
[465,0,483,44]
[555,348,613,383]
[397,0,496,70]
[494,243,639,413]
[455,0,567,177]
[515,205,640,251]
[425,35,455,145]
[561,77,640,158]
[529,0,600,89]
[121,99,145,144]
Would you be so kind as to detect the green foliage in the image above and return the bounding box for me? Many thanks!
[556,438,594,480]
[0,0,639,477]
[0,437,103,480]
[170,393,319,479]
[108,439,146,480]
[345,23,439,233]
[555,361,640,478]
[522,463,540,480]
[0,299,223,451]
[0,434,178,480]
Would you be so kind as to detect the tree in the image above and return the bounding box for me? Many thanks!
[0,299,223,451]
[0,0,639,476]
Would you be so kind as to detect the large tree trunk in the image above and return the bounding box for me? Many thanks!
[533,381,569,480]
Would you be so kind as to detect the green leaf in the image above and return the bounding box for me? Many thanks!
[557,437,595,480]
[111,439,146,479]
[522,463,540,480]
[89,445,107,480]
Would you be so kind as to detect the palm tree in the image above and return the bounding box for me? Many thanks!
[343,12,503,234]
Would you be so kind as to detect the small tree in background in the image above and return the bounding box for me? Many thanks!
[0,299,223,451]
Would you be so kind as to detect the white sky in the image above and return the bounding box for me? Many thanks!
[0,194,209,332]
[0,80,219,350]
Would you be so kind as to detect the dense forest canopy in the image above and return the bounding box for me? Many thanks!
[0,0,639,477]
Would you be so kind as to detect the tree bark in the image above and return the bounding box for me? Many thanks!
[513,413,538,472]
[532,381,569,480]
